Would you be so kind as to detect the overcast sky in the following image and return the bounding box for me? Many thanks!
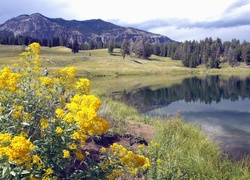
[1,0,250,42]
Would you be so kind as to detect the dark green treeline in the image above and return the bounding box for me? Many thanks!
[152,38,250,68]
[1,35,250,68]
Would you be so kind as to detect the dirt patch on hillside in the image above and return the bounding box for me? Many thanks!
[83,121,154,153]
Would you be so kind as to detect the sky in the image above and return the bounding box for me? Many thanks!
[1,0,250,42]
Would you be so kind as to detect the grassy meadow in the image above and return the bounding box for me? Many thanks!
[2,44,250,78]
[0,44,250,179]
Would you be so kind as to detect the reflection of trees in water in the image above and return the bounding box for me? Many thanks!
[112,75,250,113]
[112,88,172,113]
[178,75,249,104]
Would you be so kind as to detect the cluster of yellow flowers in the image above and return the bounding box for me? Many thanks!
[75,78,91,95]
[39,77,54,87]
[105,143,151,179]
[66,94,110,135]
[0,133,35,167]
[0,67,20,92]
[53,66,77,88]
[19,42,40,60]
[19,42,41,73]
[0,42,150,179]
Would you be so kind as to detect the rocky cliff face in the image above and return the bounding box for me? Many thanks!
[0,13,174,44]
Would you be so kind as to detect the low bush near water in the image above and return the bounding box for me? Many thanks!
[0,43,150,179]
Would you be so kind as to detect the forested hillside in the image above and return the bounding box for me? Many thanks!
[117,37,250,68]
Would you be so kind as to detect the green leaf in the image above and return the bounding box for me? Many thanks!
[21,122,30,126]
[0,157,8,164]
[61,136,65,142]
[21,170,30,175]
[10,170,16,177]
[2,166,8,177]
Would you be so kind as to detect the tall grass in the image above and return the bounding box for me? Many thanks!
[147,115,250,179]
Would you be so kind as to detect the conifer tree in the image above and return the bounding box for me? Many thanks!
[242,45,250,65]
[121,39,130,59]
[72,40,79,54]
[108,40,115,54]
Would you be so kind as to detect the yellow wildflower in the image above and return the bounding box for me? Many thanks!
[0,147,9,157]
[131,167,138,175]
[32,155,41,164]
[62,112,74,123]
[85,151,90,156]
[40,118,49,129]
[45,95,52,99]
[70,131,80,140]
[19,131,28,137]
[20,42,40,60]
[74,78,91,94]
[12,111,22,118]
[41,176,50,180]
[137,144,145,149]
[39,77,54,87]
[107,169,123,180]
[70,131,88,144]
[55,66,76,85]
[23,112,32,122]
[7,135,36,165]
[74,149,84,160]
[32,155,44,169]
[63,150,70,158]
[55,108,65,118]
[0,133,11,143]
[11,63,19,68]
[0,67,20,92]
[157,158,163,164]
[142,158,151,170]
[16,105,24,111]
[45,168,53,175]
[55,127,63,134]
[100,147,107,154]
[69,143,77,150]
[109,143,151,173]
[30,174,38,180]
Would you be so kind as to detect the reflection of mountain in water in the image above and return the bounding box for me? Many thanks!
[112,75,250,113]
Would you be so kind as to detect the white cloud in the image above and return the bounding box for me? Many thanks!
[0,0,250,42]
[148,25,250,42]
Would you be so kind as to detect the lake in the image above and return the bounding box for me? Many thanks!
[91,75,250,160]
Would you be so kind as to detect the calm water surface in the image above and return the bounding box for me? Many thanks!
[92,75,250,159]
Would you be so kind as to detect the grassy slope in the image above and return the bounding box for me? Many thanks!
[0,45,24,65]
[2,45,250,78]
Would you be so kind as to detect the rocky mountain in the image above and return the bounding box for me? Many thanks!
[0,13,174,44]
